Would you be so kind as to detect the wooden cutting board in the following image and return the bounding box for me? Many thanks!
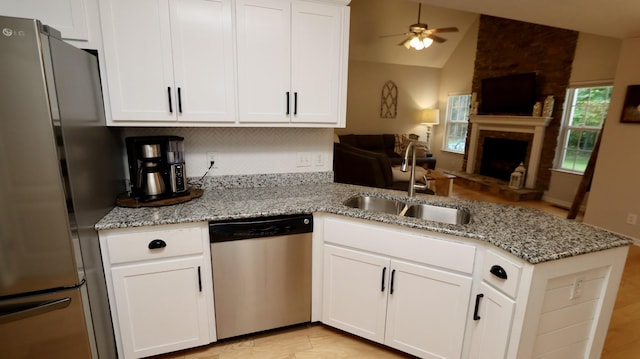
[116,188,204,208]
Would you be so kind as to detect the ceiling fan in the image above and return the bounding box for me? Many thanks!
[381,3,459,50]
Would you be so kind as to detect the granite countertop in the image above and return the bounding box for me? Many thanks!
[96,175,633,264]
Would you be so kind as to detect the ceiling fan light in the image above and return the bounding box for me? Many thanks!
[422,37,434,48]
[409,36,424,50]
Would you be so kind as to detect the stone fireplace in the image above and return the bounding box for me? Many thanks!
[466,115,551,188]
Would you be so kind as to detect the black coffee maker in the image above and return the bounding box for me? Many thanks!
[126,136,188,201]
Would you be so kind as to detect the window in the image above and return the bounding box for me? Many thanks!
[444,94,471,153]
[556,86,612,173]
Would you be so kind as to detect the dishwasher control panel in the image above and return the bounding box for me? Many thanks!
[209,214,313,242]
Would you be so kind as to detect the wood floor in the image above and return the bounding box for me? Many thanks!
[152,183,638,359]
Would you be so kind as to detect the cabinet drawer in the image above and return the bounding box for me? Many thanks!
[323,216,476,274]
[482,250,522,298]
[105,225,204,264]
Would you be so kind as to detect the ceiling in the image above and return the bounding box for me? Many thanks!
[349,0,478,68]
[419,0,640,39]
[349,0,637,69]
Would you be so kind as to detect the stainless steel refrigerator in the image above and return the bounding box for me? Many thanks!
[0,16,124,358]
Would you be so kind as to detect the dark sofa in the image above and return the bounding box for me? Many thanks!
[333,134,437,190]
[338,134,436,169]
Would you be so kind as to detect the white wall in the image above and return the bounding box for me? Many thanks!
[431,16,479,172]
[121,128,334,179]
[543,33,621,206]
[584,36,640,241]
[338,60,441,138]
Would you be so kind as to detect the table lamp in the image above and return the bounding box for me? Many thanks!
[420,109,440,148]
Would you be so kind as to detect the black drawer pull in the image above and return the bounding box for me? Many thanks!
[490,265,508,280]
[286,92,290,115]
[381,267,386,292]
[473,293,484,320]
[167,87,173,113]
[148,239,167,250]
[390,269,396,295]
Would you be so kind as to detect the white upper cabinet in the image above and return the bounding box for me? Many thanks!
[236,0,349,126]
[2,0,89,40]
[99,0,236,125]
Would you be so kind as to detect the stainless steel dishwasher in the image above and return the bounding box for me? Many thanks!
[209,214,313,339]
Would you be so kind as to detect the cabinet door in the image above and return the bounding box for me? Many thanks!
[468,282,515,359]
[236,0,291,123]
[100,0,176,122]
[111,256,210,359]
[291,1,343,124]
[384,259,472,358]
[2,0,89,41]
[322,244,390,343]
[170,0,236,123]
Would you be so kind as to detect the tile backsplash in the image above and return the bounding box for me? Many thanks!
[119,127,334,179]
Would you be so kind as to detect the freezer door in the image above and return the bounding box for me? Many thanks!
[0,287,92,358]
[0,16,81,297]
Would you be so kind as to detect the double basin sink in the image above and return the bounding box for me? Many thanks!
[344,195,470,225]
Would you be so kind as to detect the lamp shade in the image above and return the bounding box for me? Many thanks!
[420,109,440,125]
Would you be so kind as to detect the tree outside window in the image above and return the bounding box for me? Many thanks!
[444,94,471,153]
[557,86,612,172]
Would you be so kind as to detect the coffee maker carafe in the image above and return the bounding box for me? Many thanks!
[126,136,187,202]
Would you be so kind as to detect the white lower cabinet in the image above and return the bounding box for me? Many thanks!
[322,245,472,358]
[99,222,215,359]
[468,282,515,359]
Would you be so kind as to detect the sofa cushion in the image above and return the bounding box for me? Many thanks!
[333,143,393,188]
[356,135,386,151]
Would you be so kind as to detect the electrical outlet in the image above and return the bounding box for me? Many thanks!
[296,152,312,167]
[313,152,325,166]
[570,276,585,300]
[206,152,218,168]
[627,213,637,225]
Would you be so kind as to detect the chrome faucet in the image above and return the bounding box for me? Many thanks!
[401,140,429,197]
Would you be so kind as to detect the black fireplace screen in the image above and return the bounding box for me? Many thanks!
[479,137,528,181]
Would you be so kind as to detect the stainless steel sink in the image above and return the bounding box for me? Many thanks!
[343,196,407,216]
[343,195,471,225]
[404,204,471,225]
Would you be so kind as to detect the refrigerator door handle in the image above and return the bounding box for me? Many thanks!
[0,297,71,325]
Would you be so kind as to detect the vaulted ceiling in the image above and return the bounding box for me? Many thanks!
[349,0,637,69]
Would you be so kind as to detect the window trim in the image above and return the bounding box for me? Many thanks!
[443,93,472,154]
[554,84,612,173]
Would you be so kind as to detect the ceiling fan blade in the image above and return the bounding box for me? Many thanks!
[428,27,459,34]
[379,32,410,38]
[426,34,447,43]
[398,37,412,48]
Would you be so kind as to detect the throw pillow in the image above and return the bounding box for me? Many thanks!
[394,134,408,155]
[401,139,430,157]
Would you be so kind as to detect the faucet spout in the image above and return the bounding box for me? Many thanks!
[401,141,418,197]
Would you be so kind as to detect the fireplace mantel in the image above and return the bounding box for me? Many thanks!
[466,115,552,189]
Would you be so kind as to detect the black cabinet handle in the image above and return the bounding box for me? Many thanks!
[197,266,202,292]
[473,293,484,320]
[381,267,386,292]
[167,87,173,113]
[294,92,298,115]
[148,239,167,250]
[177,87,182,113]
[390,269,396,295]
[286,92,290,115]
[490,265,508,280]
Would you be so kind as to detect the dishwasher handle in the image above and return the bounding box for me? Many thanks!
[209,214,313,242]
